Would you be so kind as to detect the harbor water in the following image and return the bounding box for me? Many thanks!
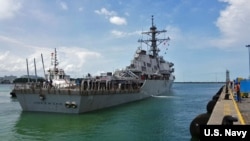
[0,83,224,141]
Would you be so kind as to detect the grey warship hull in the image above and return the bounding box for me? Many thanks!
[14,79,173,114]
[14,16,176,114]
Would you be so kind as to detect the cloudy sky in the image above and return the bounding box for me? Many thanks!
[0,0,249,82]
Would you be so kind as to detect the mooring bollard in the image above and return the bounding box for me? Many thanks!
[224,93,230,100]
[221,115,238,125]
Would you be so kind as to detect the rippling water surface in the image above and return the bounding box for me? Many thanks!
[0,83,224,141]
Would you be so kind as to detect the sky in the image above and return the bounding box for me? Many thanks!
[0,0,250,82]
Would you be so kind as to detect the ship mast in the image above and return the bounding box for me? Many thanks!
[49,48,59,80]
[50,48,59,70]
[54,48,58,70]
[138,15,170,57]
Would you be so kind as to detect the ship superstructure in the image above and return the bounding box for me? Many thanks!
[44,48,72,88]
[114,15,174,82]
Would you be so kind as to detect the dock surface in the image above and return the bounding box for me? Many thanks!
[238,93,250,124]
[207,85,250,125]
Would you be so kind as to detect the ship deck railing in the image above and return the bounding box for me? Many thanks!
[13,82,141,95]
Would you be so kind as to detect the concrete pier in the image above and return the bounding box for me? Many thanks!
[207,85,248,125]
[189,83,250,139]
[236,92,250,124]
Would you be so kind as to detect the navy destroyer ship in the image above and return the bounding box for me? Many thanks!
[13,16,175,114]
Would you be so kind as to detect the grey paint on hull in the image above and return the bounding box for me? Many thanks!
[15,80,173,114]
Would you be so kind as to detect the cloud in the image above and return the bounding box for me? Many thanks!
[0,51,25,74]
[0,35,47,50]
[0,35,22,45]
[165,26,182,42]
[55,46,102,72]
[7,47,102,77]
[0,35,102,77]
[59,1,68,10]
[109,16,127,25]
[78,7,83,12]
[111,30,140,38]
[0,0,22,20]
[213,0,250,48]
[95,8,127,26]
[95,8,116,17]
[26,9,58,26]
[0,51,9,60]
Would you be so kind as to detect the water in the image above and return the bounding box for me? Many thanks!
[0,83,224,141]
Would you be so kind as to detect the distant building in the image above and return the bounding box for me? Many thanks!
[19,75,45,83]
[0,75,17,84]
[20,75,44,79]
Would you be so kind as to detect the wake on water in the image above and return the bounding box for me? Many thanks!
[151,95,178,99]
